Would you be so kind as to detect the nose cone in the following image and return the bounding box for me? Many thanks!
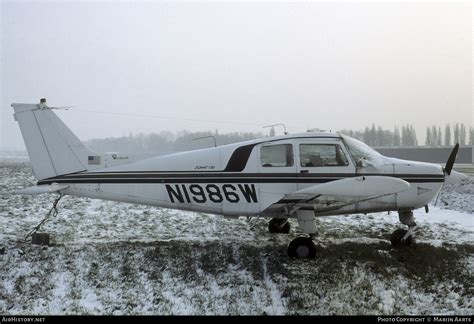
[412,162,444,176]
[385,158,444,177]
[380,158,447,208]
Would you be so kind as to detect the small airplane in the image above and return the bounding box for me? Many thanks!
[8,99,465,258]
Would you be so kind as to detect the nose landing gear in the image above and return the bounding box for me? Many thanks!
[391,210,416,249]
[390,228,413,248]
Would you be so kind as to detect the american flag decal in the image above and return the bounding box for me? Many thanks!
[88,155,101,165]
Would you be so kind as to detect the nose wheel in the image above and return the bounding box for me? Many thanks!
[391,210,416,249]
[268,218,290,234]
[390,229,413,248]
[288,236,317,259]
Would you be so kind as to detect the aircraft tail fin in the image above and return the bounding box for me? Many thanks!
[12,99,99,180]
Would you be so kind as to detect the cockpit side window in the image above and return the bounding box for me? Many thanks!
[299,144,349,167]
[261,144,294,167]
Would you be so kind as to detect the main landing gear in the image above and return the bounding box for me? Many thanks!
[278,209,418,258]
[268,216,316,258]
[287,210,318,259]
[390,210,416,249]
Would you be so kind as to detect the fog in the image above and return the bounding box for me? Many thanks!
[1,1,472,150]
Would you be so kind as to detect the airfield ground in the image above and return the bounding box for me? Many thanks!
[0,159,472,315]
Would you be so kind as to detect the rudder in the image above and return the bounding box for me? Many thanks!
[12,99,97,180]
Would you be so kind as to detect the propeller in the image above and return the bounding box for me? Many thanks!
[443,143,459,176]
[435,143,460,206]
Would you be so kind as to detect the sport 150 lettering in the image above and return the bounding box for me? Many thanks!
[166,184,258,204]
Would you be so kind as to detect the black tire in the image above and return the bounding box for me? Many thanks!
[268,218,290,234]
[390,229,412,249]
[288,237,317,259]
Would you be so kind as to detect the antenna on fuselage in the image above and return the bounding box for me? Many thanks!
[192,135,217,147]
[263,123,288,135]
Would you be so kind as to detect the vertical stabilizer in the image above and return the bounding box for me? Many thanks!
[12,99,97,180]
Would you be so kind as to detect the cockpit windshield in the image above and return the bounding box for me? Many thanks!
[341,135,382,165]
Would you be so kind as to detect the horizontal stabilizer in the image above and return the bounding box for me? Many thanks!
[1,184,69,195]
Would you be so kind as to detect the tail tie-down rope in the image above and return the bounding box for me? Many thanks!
[24,194,63,242]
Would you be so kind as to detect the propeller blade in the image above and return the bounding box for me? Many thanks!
[434,183,444,206]
[444,143,459,176]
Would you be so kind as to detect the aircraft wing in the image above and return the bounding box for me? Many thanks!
[1,183,69,195]
[262,176,410,215]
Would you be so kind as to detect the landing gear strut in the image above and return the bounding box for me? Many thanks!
[287,210,317,259]
[268,218,290,234]
[391,210,416,249]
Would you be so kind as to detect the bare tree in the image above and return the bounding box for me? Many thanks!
[393,126,401,147]
[444,124,451,146]
[269,127,275,137]
[437,126,442,146]
[459,123,466,145]
[425,127,432,147]
[431,126,438,147]
[454,123,460,144]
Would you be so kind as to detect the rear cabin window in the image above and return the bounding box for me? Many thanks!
[299,144,349,167]
[261,144,294,167]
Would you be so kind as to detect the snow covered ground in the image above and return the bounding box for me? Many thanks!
[0,159,472,315]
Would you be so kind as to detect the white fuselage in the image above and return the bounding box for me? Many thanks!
[38,133,444,218]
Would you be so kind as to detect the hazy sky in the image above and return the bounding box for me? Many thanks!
[1,1,472,150]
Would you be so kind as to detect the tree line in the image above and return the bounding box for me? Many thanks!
[85,123,473,155]
[85,130,264,156]
[425,123,472,147]
[338,124,418,147]
[339,123,473,147]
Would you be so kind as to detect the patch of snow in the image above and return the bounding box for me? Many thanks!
[0,161,472,315]
[437,177,474,214]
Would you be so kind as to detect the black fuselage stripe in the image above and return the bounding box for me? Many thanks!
[45,172,444,179]
[38,178,444,185]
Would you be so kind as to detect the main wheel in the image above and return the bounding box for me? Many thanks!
[390,229,412,249]
[268,218,290,234]
[288,237,317,259]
